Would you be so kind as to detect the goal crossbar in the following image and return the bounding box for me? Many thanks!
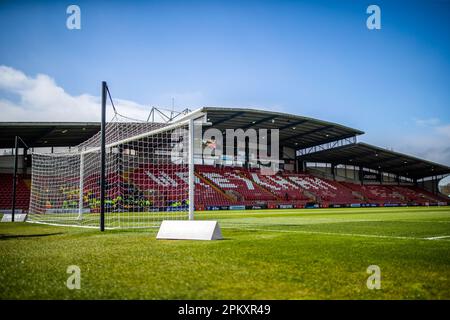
[28,113,203,229]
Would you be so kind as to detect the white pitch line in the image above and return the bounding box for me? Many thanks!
[221,225,423,241]
[425,235,450,240]
[26,220,101,229]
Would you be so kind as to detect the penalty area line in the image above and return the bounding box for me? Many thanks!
[221,225,430,241]
[424,235,450,240]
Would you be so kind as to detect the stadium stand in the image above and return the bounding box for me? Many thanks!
[126,165,448,209]
[356,185,404,204]
[128,164,234,209]
[1,165,448,212]
[1,108,448,212]
[389,186,439,204]
[244,171,309,200]
[197,165,277,203]
[0,173,31,211]
[340,182,447,204]
[287,174,362,204]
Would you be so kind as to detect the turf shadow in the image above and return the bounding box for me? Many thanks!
[0,232,63,240]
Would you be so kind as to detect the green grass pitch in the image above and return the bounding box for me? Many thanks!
[1,206,449,299]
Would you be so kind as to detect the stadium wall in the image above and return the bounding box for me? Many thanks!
[0,155,29,174]
[308,165,414,185]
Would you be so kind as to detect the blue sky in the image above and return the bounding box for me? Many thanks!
[0,0,449,164]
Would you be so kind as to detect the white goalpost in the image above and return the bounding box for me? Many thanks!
[28,111,194,229]
[28,82,221,239]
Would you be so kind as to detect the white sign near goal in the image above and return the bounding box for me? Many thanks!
[1,214,28,222]
[157,220,223,240]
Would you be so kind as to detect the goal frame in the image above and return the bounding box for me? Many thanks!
[98,81,196,231]
[28,81,201,230]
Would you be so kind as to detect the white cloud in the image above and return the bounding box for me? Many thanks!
[384,122,450,166]
[414,117,440,127]
[0,65,153,122]
[0,65,287,122]
[436,124,450,138]
[1,65,449,166]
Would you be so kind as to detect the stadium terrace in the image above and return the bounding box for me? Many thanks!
[0,106,449,228]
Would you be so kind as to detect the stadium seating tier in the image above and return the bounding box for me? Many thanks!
[1,167,448,212]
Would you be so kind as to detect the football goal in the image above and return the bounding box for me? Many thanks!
[28,83,197,229]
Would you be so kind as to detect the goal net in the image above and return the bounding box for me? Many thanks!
[28,115,194,229]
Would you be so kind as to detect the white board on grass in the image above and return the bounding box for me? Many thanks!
[157,220,223,240]
[1,213,27,222]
